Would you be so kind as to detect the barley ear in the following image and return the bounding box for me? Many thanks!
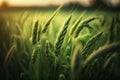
[83,42,120,66]
[81,32,103,55]
[74,17,97,38]
[31,45,40,64]
[32,20,39,45]
[55,15,72,56]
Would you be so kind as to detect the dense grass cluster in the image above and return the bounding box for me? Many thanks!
[0,7,120,80]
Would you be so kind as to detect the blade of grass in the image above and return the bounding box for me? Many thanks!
[4,44,16,65]
[71,44,83,80]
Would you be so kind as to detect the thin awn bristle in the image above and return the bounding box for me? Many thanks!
[42,5,62,33]
[37,24,42,42]
[103,53,117,70]
[70,11,86,36]
[74,17,97,38]
[4,44,16,65]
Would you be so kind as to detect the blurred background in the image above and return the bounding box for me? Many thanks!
[0,0,120,8]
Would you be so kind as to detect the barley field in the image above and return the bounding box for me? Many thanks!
[0,6,120,80]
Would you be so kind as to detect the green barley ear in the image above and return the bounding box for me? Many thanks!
[55,15,72,56]
[31,49,37,64]
[42,5,62,33]
[70,11,86,36]
[71,44,83,80]
[83,42,120,66]
[32,20,39,45]
[74,17,97,38]
[31,45,40,64]
[81,32,103,55]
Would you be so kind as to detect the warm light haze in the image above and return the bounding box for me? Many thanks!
[0,0,120,7]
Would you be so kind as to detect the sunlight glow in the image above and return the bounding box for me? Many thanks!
[0,0,120,7]
[0,0,94,7]
[7,0,72,6]
[0,0,3,6]
[8,0,53,6]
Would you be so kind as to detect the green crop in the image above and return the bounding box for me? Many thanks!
[0,6,120,80]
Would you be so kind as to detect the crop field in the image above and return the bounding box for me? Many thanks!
[0,6,120,80]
